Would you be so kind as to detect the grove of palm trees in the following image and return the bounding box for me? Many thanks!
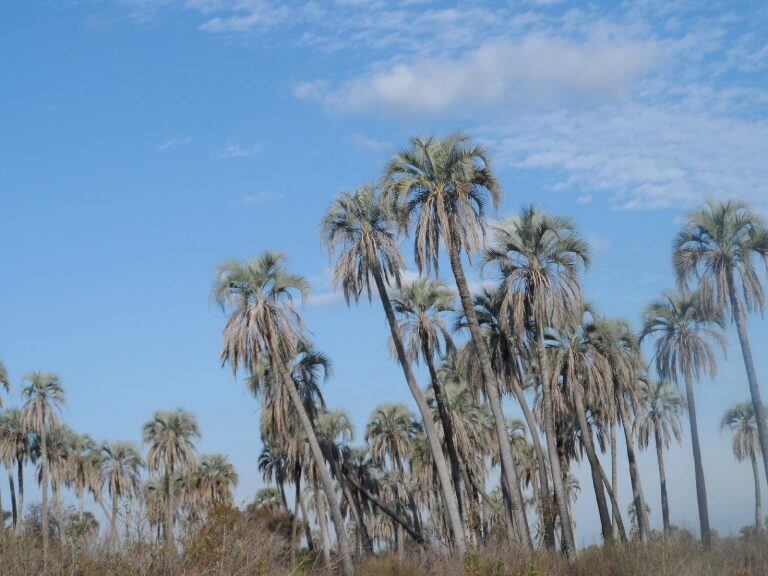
[1,134,767,575]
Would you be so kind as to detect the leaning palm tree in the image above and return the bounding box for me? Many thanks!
[721,403,765,529]
[321,185,465,553]
[212,252,354,576]
[636,379,685,535]
[385,134,534,555]
[21,371,65,568]
[390,277,465,518]
[142,409,200,558]
[482,205,590,557]
[674,199,768,488]
[100,441,143,548]
[641,291,724,547]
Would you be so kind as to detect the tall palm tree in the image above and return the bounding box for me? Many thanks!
[385,134,533,555]
[674,199,768,488]
[321,185,465,553]
[142,409,200,557]
[636,380,685,535]
[0,407,28,531]
[391,277,466,519]
[212,252,354,576]
[100,441,143,548]
[721,403,765,529]
[482,205,590,557]
[641,291,724,547]
[21,371,65,568]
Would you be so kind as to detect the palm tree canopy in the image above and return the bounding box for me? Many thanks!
[198,453,238,504]
[142,409,200,474]
[641,290,725,384]
[636,379,685,450]
[212,251,309,375]
[365,403,420,468]
[721,403,763,462]
[320,184,404,303]
[673,198,768,315]
[101,441,143,501]
[385,132,500,273]
[484,205,591,333]
[21,371,66,435]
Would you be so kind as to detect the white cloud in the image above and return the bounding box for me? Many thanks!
[233,191,284,206]
[301,36,661,116]
[216,142,261,158]
[577,194,593,205]
[198,1,289,32]
[157,136,192,151]
[348,132,392,152]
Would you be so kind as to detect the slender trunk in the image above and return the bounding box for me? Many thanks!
[570,380,614,543]
[77,486,84,523]
[370,264,465,553]
[394,454,422,538]
[683,370,710,547]
[750,450,764,529]
[500,479,517,541]
[16,460,24,533]
[445,232,533,553]
[298,479,316,551]
[53,484,64,542]
[41,425,50,571]
[509,357,555,549]
[597,457,628,543]
[8,469,17,530]
[344,473,425,545]
[534,328,577,560]
[617,399,650,542]
[278,480,288,514]
[110,494,119,549]
[653,414,671,535]
[610,423,618,534]
[315,490,332,567]
[422,339,466,524]
[727,269,768,492]
[163,464,176,560]
[291,481,299,568]
[330,458,372,555]
[270,336,354,576]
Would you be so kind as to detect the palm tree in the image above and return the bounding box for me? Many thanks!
[212,252,354,576]
[197,454,238,505]
[0,407,28,531]
[142,409,200,557]
[636,380,685,535]
[482,205,590,558]
[385,134,533,554]
[100,441,143,548]
[721,403,765,529]
[674,199,768,489]
[641,291,724,547]
[21,371,65,568]
[69,433,99,522]
[390,277,466,519]
[321,185,465,553]
[258,444,289,511]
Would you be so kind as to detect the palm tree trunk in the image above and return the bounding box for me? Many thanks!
[597,458,628,543]
[570,379,614,543]
[394,454,422,538]
[164,468,175,558]
[653,414,671,535]
[41,425,50,571]
[509,356,556,549]
[297,478,315,551]
[370,263,466,553]
[445,232,533,554]
[278,480,288,513]
[110,494,119,549]
[533,329,577,560]
[727,269,768,492]
[610,422,618,534]
[291,481,299,568]
[330,457,372,555]
[683,369,710,547]
[8,469,17,530]
[53,484,64,542]
[617,398,650,543]
[750,450,764,529]
[422,339,466,523]
[315,490,332,567]
[270,336,354,576]
[16,459,24,533]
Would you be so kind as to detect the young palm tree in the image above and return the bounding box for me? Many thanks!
[142,409,200,557]
[636,380,685,535]
[390,277,466,518]
[321,185,465,553]
[197,454,238,505]
[212,252,354,575]
[482,205,590,558]
[100,441,143,548]
[641,291,724,547]
[385,134,534,554]
[21,371,65,568]
[674,199,768,488]
[721,403,765,529]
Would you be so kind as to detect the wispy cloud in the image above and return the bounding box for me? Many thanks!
[232,191,284,206]
[216,142,261,158]
[348,132,392,152]
[157,136,192,151]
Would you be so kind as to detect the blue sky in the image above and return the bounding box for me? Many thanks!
[1,0,767,544]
